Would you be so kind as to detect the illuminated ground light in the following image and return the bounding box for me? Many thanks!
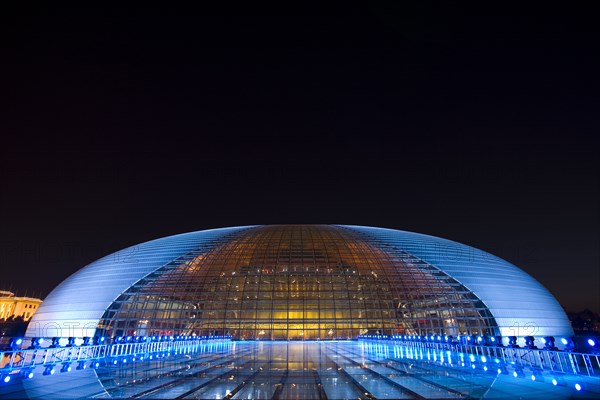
[10,338,23,349]
[60,363,72,373]
[561,337,575,350]
[513,368,525,378]
[29,337,44,349]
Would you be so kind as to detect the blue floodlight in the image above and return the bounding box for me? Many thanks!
[67,337,76,347]
[588,339,596,347]
[60,363,72,373]
[82,337,92,346]
[507,336,519,348]
[29,337,44,349]
[2,375,10,384]
[512,366,526,378]
[43,366,55,375]
[93,336,105,345]
[77,361,87,370]
[560,338,575,351]
[50,337,61,348]
[575,383,582,391]
[529,369,545,382]
[23,370,34,379]
[10,337,24,349]
[524,336,537,349]
[542,336,557,350]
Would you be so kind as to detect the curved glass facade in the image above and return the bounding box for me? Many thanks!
[26,226,255,337]
[27,225,573,339]
[342,226,573,337]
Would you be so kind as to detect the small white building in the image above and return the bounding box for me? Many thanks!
[0,290,43,321]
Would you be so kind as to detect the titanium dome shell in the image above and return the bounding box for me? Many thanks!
[26,225,573,339]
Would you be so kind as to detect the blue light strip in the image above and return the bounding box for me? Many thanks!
[357,335,600,378]
[0,336,232,381]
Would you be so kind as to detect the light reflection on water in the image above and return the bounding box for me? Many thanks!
[9,341,591,399]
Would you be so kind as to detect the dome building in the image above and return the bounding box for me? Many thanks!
[26,225,573,340]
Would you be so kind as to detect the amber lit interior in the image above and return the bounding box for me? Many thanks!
[99,225,496,339]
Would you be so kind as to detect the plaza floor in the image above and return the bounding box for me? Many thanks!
[2,341,598,399]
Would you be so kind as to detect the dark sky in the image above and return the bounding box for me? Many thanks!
[1,4,598,313]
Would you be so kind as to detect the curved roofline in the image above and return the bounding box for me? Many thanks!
[27,224,573,338]
[338,225,573,337]
[26,226,258,338]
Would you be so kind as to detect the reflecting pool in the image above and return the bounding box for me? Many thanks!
[1,341,598,399]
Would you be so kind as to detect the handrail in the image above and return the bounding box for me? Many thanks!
[358,337,600,378]
[0,338,232,378]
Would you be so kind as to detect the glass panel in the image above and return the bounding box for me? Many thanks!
[98,226,496,339]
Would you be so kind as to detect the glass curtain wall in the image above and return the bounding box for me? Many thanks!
[98,225,496,339]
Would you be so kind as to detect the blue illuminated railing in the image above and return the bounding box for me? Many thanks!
[0,336,232,383]
[357,334,600,378]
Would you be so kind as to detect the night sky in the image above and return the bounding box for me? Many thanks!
[1,5,598,313]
